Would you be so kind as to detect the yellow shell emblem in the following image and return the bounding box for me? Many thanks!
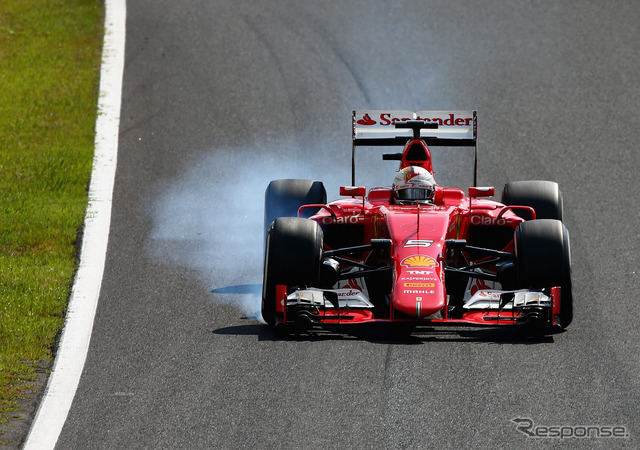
[401,255,436,268]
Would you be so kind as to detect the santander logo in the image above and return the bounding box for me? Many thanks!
[356,112,472,127]
[337,289,362,297]
[357,113,376,126]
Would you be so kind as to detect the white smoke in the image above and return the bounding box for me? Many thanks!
[147,145,347,319]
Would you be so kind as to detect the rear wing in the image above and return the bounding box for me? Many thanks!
[351,110,478,185]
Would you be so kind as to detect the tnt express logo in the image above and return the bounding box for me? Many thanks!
[401,255,436,268]
[357,113,473,127]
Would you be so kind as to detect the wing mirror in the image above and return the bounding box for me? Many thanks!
[468,186,495,198]
[340,186,367,198]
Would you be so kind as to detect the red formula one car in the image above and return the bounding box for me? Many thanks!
[262,110,572,333]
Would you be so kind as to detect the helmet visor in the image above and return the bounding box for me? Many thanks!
[395,187,433,201]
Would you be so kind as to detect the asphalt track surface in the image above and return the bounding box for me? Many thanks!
[53,1,638,448]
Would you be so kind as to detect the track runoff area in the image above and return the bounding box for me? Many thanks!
[23,0,126,448]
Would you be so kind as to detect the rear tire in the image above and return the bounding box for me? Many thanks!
[264,179,326,233]
[262,217,323,326]
[502,180,563,220]
[515,219,573,328]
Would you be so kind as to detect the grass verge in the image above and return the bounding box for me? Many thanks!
[0,0,104,442]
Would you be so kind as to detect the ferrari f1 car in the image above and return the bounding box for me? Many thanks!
[262,110,572,332]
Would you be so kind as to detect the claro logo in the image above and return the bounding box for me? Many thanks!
[321,215,364,225]
[470,215,514,226]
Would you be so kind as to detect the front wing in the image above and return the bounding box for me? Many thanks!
[274,285,563,329]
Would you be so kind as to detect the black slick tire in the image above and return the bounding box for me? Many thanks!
[514,219,573,328]
[262,217,323,326]
[264,179,326,233]
[502,180,563,220]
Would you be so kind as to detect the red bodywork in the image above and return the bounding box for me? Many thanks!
[277,134,562,328]
[269,111,564,329]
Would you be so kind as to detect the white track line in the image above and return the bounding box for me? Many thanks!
[23,1,126,448]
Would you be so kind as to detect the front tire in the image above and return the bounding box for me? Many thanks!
[514,219,573,328]
[262,217,323,326]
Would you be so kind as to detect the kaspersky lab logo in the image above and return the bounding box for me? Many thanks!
[511,417,629,439]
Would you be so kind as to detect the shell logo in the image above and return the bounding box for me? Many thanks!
[401,255,436,268]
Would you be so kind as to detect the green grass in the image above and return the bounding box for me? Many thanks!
[0,0,104,437]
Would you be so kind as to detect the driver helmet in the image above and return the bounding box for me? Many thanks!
[392,166,436,204]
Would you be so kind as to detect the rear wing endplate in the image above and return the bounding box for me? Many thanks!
[351,110,478,185]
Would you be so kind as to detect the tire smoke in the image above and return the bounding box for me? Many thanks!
[147,147,346,320]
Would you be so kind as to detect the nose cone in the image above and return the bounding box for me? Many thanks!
[393,256,445,318]
[385,207,449,319]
